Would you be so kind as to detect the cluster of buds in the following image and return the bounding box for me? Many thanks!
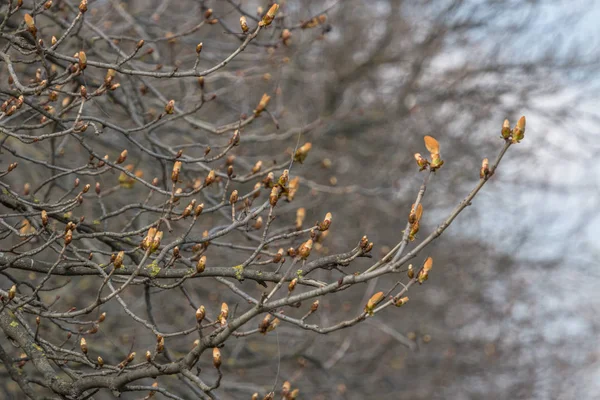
[364,291,384,316]
[254,93,271,116]
[408,203,423,242]
[259,314,280,334]
[301,14,327,29]
[259,4,279,27]
[359,235,374,253]
[1,95,25,116]
[417,257,433,284]
[141,227,163,253]
[281,381,300,399]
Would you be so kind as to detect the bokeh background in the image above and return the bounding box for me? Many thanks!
[1,0,599,399]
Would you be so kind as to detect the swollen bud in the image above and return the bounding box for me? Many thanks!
[480,158,489,179]
[512,116,526,144]
[196,256,206,273]
[501,119,511,140]
[213,347,221,368]
[365,292,384,316]
[259,3,279,27]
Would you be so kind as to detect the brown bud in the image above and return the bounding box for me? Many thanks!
[204,170,216,186]
[182,200,196,218]
[298,239,313,259]
[278,169,289,187]
[259,314,272,334]
[146,350,152,362]
[24,14,36,36]
[82,184,90,193]
[414,153,429,170]
[98,312,106,323]
[263,172,274,188]
[240,16,249,33]
[480,158,490,179]
[171,161,182,183]
[282,381,291,396]
[287,247,297,257]
[254,93,271,116]
[394,296,409,307]
[311,300,319,312]
[418,257,433,284]
[253,216,263,230]
[116,149,127,164]
[196,42,203,54]
[196,255,206,273]
[156,335,164,353]
[252,160,263,174]
[288,278,298,293]
[501,119,511,139]
[260,3,279,27]
[80,337,88,354]
[512,116,526,144]
[79,0,88,13]
[269,186,281,206]
[204,8,213,19]
[196,305,206,322]
[219,302,229,323]
[41,210,48,226]
[164,99,175,114]
[294,142,312,163]
[113,251,124,268]
[408,203,423,224]
[273,248,284,263]
[213,347,221,368]
[64,230,73,245]
[8,285,16,300]
[44,1,52,9]
[80,85,87,98]
[229,190,239,204]
[194,203,204,217]
[319,212,332,231]
[365,291,384,315]
[97,356,104,367]
[407,264,415,279]
[95,182,101,195]
[78,51,87,70]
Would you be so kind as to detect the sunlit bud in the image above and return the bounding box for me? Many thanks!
[79,0,88,13]
[319,212,332,231]
[80,85,87,98]
[150,231,163,252]
[213,347,221,368]
[94,182,101,195]
[204,8,213,19]
[311,300,319,312]
[197,77,205,89]
[196,255,206,274]
[110,83,120,91]
[80,338,88,354]
[127,352,136,363]
[408,221,420,241]
[252,160,263,174]
[408,203,423,224]
[260,3,279,27]
[113,251,124,268]
[263,172,274,188]
[269,186,281,206]
[182,200,195,218]
[267,318,280,332]
[24,14,36,36]
[142,227,157,250]
[78,51,87,70]
[501,119,511,139]
[273,248,284,263]
[365,292,384,316]
[480,158,490,179]
[418,257,433,284]
[219,302,229,324]
[196,42,203,54]
[254,93,271,116]
[227,165,234,177]
[83,184,90,193]
[259,314,272,334]
[289,389,299,399]
[98,312,106,323]
[145,350,152,362]
[299,239,313,259]
[294,142,312,163]
[365,242,374,253]
[240,16,249,33]
[45,1,53,9]
[204,170,216,186]
[135,39,144,50]
[287,247,297,257]
[250,216,263,230]
[116,149,127,164]
[424,135,440,155]
[8,285,16,300]
[39,210,47,226]
[252,394,259,400]
[196,305,205,322]
[64,230,73,245]
[164,99,175,114]
[414,153,429,170]
[97,356,104,367]
[288,278,298,293]
[394,296,409,307]
[193,203,204,217]
[407,264,415,279]
[171,161,182,183]
[282,381,291,396]
[278,169,289,187]
[359,235,369,249]
[512,116,526,144]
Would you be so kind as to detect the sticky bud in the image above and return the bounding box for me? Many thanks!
[64,230,73,245]
[116,149,127,164]
[319,212,332,231]
[273,248,284,263]
[78,51,87,70]
[196,42,203,54]
[219,303,229,324]
[171,161,182,183]
[501,119,511,140]
[213,347,221,368]
[512,116,526,144]
[259,3,279,27]
[269,186,281,206]
[288,278,298,293]
[365,292,384,316]
[294,143,312,163]
[194,203,204,217]
[414,153,429,170]
[240,16,249,33]
[97,356,103,367]
[8,285,16,300]
[418,257,433,284]
[229,190,239,204]
[196,255,206,273]
[480,158,489,179]
[204,170,216,186]
[254,93,271,116]
[407,264,414,279]
[79,0,88,13]
[408,203,423,224]
[164,99,175,114]
[196,305,205,322]
[113,251,124,268]
[80,338,88,354]
[311,300,319,312]
[394,296,409,307]
[298,239,313,259]
[252,160,263,174]
[41,210,48,226]
[24,14,36,36]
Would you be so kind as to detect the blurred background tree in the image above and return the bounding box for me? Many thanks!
[0,0,598,399]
